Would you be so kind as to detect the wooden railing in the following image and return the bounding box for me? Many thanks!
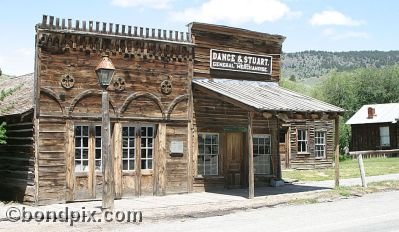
[349,149,399,159]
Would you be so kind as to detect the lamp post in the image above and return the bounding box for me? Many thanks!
[95,55,115,210]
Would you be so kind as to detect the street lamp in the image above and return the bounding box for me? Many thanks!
[95,55,115,210]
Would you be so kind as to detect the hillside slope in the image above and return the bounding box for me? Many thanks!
[282,50,399,80]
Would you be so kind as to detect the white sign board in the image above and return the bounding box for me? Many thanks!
[170,140,184,154]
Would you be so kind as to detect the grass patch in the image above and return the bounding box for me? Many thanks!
[287,198,319,205]
[283,158,399,182]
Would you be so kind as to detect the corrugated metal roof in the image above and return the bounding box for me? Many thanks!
[193,78,344,113]
[0,73,34,117]
[346,103,399,125]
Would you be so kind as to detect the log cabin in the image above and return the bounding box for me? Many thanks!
[346,103,399,153]
[0,15,344,204]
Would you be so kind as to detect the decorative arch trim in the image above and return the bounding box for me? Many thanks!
[40,87,64,114]
[166,94,189,119]
[68,89,116,114]
[119,92,164,116]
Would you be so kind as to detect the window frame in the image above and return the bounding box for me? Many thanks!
[379,126,390,147]
[121,124,155,173]
[197,133,219,177]
[314,131,326,159]
[74,125,90,173]
[253,134,272,175]
[297,129,309,154]
[74,124,103,175]
[122,126,137,172]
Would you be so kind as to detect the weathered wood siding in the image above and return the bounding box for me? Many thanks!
[193,88,279,190]
[351,123,398,151]
[288,120,335,169]
[37,119,67,204]
[0,112,35,203]
[190,23,284,82]
[35,18,194,203]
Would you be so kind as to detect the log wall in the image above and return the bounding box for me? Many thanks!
[351,123,398,152]
[0,112,35,203]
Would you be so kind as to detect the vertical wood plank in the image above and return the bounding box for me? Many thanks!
[135,126,141,197]
[34,118,40,204]
[88,125,95,198]
[113,122,122,198]
[157,123,167,195]
[102,91,114,209]
[334,117,340,188]
[275,118,282,179]
[65,120,75,202]
[248,111,254,199]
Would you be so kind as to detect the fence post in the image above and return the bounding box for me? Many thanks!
[357,154,367,188]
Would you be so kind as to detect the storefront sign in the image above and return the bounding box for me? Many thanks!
[210,49,272,75]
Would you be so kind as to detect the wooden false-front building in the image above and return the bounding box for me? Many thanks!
[0,15,344,204]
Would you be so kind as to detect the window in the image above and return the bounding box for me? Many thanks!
[95,126,102,171]
[297,129,308,153]
[253,134,272,175]
[314,131,326,159]
[122,126,136,171]
[75,126,89,172]
[198,133,219,176]
[380,126,390,147]
[140,126,154,170]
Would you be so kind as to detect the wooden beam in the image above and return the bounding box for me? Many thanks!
[248,111,254,199]
[113,122,123,199]
[102,91,114,210]
[334,116,340,188]
[156,123,167,195]
[275,118,282,179]
[65,120,75,202]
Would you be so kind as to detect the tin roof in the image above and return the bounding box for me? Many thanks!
[193,78,344,113]
[346,103,399,125]
[0,73,34,117]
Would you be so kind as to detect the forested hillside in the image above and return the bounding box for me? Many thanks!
[282,50,399,80]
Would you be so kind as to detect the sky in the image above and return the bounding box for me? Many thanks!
[0,0,398,75]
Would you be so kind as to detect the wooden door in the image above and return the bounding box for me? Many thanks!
[225,133,244,188]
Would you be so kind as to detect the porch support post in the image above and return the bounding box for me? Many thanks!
[334,116,340,188]
[275,117,282,180]
[65,120,75,202]
[248,111,254,199]
[102,90,114,210]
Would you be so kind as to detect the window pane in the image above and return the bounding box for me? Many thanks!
[129,138,135,148]
[129,127,135,137]
[197,133,219,176]
[148,127,153,137]
[148,149,153,158]
[82,149,88,159]
[83,138,88,147]
[123,138,128,147]
[82,126,88,136]
[123,160,128,170]
[122,127,128,136]
[129,160,135,170]
[95,160,101,170]
[141,149,146,158]
[123,149,128,158]
[95,126,101,136]
[129,149,135,158]
[96,138,101,148]
[95,149,101,159]
[141,160,147,169]
[148,160,152,169]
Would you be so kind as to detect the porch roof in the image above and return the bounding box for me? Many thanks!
[0,73,34,117]
[192,78,344,113]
